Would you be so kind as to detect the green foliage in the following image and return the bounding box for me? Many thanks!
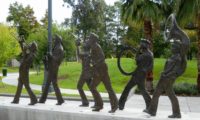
[102,1,125,57]
[0,24,20,67]
[64,0,106,40]
[153,32,170,58]
[121,0,161,24]
[173,83,198,96]
[28,24,76,64]
[7,2,39,39]
[64,0,126,58]
[52,24,76,60]
[29,58,198,93]
[27,27,48,64]
[123,26,143,47]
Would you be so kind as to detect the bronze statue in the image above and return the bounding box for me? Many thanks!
[85,33,118,113]
[39,34,65,105]
[118,39,153,110]
[144,14,190,118]
[42,54,54,93]
[76,38,93,107]
[12,36,38,105]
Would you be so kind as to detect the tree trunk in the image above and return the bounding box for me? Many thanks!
[144,20,153,49]
[144,19,154,92]
[197,13,200,91]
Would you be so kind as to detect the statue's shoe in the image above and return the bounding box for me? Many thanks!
[109,106,118,113]
[38,99,46,103]
[168,114,181,118]
[79,103,89,107]
[143,109,156,116]
[118,105,124,110]
[56,100,64,105]
[92,106,103,112]
[29,99,38,105]
[90,105,97,108]
[11,100,19,104]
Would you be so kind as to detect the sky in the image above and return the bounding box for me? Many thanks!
[0,0,119,24]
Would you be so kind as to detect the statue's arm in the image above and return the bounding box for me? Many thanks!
[162,56,181,76]
[49,48,64,62]
[24,53,34,62]
[142,55,153,73]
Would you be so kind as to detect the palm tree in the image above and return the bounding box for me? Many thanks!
[121,0,161,91]
[173,0,200,91]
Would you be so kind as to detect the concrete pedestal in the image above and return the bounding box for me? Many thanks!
[0,96,199,120]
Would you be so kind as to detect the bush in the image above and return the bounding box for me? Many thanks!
[173,83,198,96]
[135,82,199,96]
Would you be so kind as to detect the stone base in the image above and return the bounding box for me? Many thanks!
[0,97,199,120]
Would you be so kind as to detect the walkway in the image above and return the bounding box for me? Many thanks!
[2,73,123,98]
[1,73,200,120]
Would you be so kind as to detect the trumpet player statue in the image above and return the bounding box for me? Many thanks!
[75,38,93,107]
[39,34,65,105]
[85,33,118,113]
[118,39,153,110]
[12,36,38,105]
[144,14,190,118]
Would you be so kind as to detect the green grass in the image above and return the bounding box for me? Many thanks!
[0,84,41,95]
[0,67,19,73]
[28,58,197,93]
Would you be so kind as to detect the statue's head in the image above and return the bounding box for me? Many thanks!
[140,38,151,50]
[82,42,90,52]
[164,14,184,43]
[86,33,99,48]
[30,41,37,53]
[54,34,62,45]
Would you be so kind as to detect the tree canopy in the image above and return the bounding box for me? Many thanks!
[0,24,20,67]
[7,2,39,39]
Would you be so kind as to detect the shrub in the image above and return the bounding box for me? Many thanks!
[135,82,199,96]
[173,83,198,96]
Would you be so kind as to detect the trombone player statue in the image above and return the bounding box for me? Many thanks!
[85,33,118,113]
[117,39,153,111]
[39,34,65,105]
[12,36,38,105]
[75,37,93,107]
[144,14,190,118]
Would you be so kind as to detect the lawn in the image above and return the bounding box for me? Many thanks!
[0,85,41,95]
[28,58,197,93]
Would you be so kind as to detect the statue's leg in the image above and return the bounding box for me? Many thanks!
[90,74,103,112]
[12,79,23,104]
[23,79,37,105]
[166,85,181,118]
[119,76,136,110]
[144,81,164,116]
[39,77,51,103]
[137,78,151,109]
[77,75,89,107]
[87,78,97,108]
[52,79,64,105]
[101,71,118,113]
